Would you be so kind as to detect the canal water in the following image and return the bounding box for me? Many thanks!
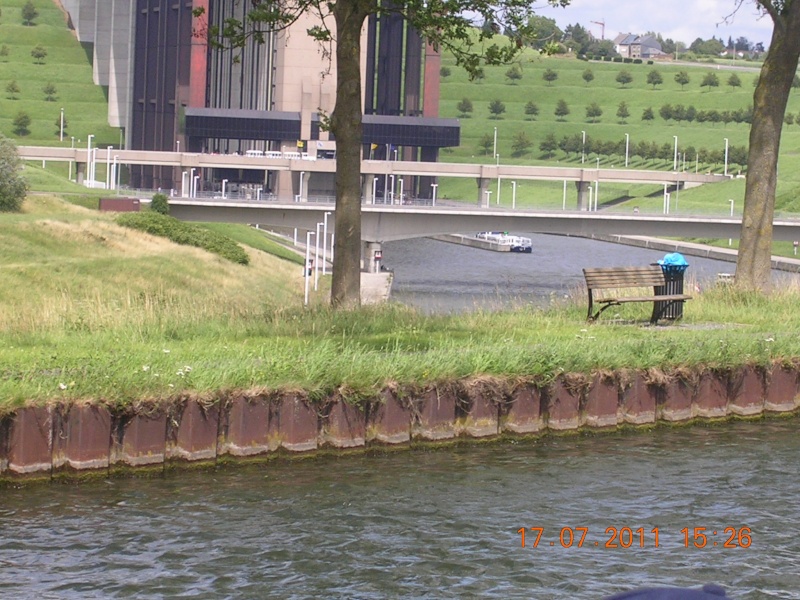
[1,421,798,598]
[382,233,797,313]
[2,236,798,598]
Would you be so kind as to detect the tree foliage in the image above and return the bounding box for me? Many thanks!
[511,131,533,156]
[585,102,602,122]
[727,73,742,90]
[615,70,633,87]
[554,98,570,120]
[21,1,38,26]
[488,99,506,119]
[701,71,720,90]
[674,70,690,90]
[616,101,630,123]
[31,45,47,64]
[0,135,28,212]
[457,97,473,117]
[542,68,558,85]
[581,68,594,85]
[646,69,663,89]
[505,64,523,83]
[5,80,20,99]
[42,82,57,101]
[12,112,31,135]
[524,101,539,120]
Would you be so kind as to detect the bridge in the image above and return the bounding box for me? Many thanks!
[165,199,800,272]
[18,145,728,207]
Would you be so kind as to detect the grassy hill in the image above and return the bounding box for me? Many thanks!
[0,195,315,336]
[436,52,800,223]
[0,0,119,148]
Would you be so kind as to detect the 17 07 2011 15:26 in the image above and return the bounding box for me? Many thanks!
[517,526,752,549]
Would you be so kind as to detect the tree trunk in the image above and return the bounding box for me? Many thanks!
[736,2,800,291]
[330,0,371,308]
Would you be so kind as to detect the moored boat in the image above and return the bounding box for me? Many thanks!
[475,231,532,253]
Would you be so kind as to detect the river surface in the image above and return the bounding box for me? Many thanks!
[1,421,798,599]
[382,234,798,313]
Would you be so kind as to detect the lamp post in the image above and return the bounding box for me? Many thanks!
[511,181,517,209]
[493,126,497,159]
[323,211,332,275]
[69,136,75,181]
[189,168,196,198]
[221,179,228,199]
[176,140,180,153]
[673,135,678,171]
[59,107,64,142]
[724,138,729,176]
[624,133,630,168]
[371,177,377,204]
[298,171,305,202]
[485,190,492,206]
[304,231,315,305]
[106,146,112,190]
[181,171,188,197]
[87,134,94,186]
[431,183,438,206]
[729,199,735,246]
[389,175,395,204]
[113,155,120,191]
[399,178,404,204]
[193,175,200,198]
[581,130,586,164]
[314,222,322,291]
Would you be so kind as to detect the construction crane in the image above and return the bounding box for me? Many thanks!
[591,19,605,40]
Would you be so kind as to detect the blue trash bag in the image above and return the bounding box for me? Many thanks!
[603,583,728,599]
[657,252,689,267]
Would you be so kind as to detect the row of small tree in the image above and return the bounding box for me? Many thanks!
[0,2,40,26]
[444,62,749,92]
[0,44,48,63]
[6,80,59,101]
[474,130,747,167]
[5,111,69,137]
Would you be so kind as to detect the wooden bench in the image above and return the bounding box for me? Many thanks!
[583,266,692,324]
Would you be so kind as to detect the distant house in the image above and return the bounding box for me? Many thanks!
[613,33,667,59]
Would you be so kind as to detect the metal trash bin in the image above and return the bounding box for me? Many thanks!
[652,253,689,320]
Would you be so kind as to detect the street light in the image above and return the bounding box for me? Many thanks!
[624,133,630,168]
[193,175,200,198]
[399,178,404,204]
[323,211,332,275]
[189,168,196,198]
[87,134,94,186]
[729,199,735,246]
[724,138,729,176]
[431,183,438,206]
[581,130,586,164]
[304,231,315,305]
[511,181,517,209]
[299,171,305,202]
[485,190,492,206]
[69,136,75,181]
[372,177,377,204]
[493,126,498,159]
[389,175,395,204]
[221,179,228,199]
[673,136,678,171]
[106,146,112,190]
[596,156,600,169]
[59,108,64,142]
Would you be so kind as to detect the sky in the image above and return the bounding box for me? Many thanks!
[534,0,774,48]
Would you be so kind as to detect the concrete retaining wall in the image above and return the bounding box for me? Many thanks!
[2,364,799,484]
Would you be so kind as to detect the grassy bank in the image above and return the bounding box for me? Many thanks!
[2,196,800,412]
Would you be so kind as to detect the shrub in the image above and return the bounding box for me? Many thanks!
[647,60,654,65]
[21,1,38,26]
[30,45,47,64]
[0,135,28,212]
[612,56,622,63]
[150,192,170,215]
[439,66,451,78]
[116,212,250,265]
[13,111,31,135]
[623,57,632,63]
[633,59,642,64]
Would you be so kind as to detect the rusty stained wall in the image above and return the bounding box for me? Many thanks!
[2,364,799,484]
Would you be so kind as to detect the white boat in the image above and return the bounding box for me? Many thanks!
[475,231,532,253]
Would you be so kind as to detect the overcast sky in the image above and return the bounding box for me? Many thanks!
[535,0,774,47]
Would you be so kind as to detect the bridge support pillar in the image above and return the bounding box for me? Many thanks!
[575,181,590,211]
[362,174,376,204]
[363,241,383,273]
[294,171,311,202]
[76,161,86,185]
[477,178,490,207]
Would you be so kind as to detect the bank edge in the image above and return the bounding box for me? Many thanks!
[1,362,799,486]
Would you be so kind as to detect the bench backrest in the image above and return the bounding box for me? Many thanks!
[583,266,665,290]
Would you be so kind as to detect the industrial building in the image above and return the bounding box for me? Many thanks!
[58,0,459,200]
